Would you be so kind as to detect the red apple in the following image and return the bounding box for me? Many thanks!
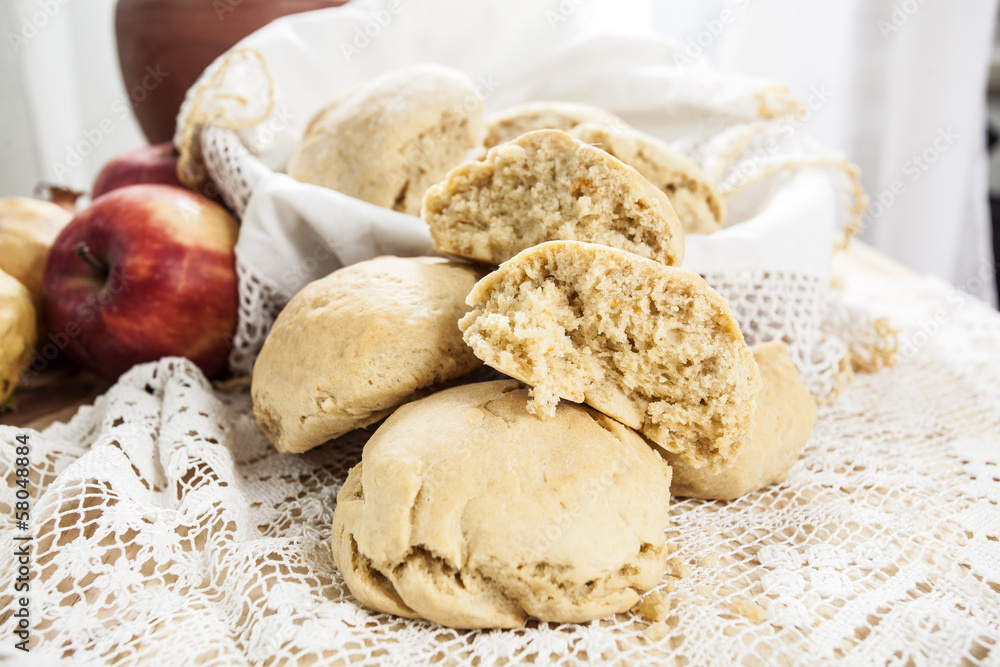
[43,184,239,380]
[92,142,186,198]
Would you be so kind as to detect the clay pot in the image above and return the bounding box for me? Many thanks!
[115,0,349,144]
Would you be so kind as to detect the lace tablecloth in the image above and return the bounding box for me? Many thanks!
[1,245,999,666]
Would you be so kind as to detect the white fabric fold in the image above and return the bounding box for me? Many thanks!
[238,172,434,301]
[684,170,837,277]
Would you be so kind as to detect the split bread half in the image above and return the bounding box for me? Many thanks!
[568,123,724,235]
[422,129,684,266]
[331,379,672,629]
[459,240,761,471]
[666,341,817,499]
[480,100,723,234]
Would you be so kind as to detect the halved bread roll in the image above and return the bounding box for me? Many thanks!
[423,129,684,267]
[569,123,724,235]
[666,342,816,499]
[459,240,760,471]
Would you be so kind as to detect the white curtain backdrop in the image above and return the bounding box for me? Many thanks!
[0,0,144,198]
[1,0,996,304]
[646,0,999,305]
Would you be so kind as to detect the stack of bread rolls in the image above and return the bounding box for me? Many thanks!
[252,64,816,629]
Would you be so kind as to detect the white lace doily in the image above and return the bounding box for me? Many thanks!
[202,125,268,217]
[2,255,998,666]
[229,258,287,378]
[702,270,849,400]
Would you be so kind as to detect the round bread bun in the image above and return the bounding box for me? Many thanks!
[423,129,684,267]
[331,379,672,629]
[252,256,484,453]
[459,240,760,471]
[287,63,484,216]
[667,342,817,499]
[0,268,37,404]
[569,123,724,235]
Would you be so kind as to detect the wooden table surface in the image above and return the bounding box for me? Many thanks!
[1,362,110,431]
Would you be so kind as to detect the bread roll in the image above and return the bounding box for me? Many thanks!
[424,129,684,267]
[331,379,672,628]
[288,64,483,216]
[459,240,760,471]
[667,342,816,499]
[252,256,483,453]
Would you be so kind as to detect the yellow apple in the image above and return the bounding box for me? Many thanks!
[0,197,73,309]
[0,268,37,404]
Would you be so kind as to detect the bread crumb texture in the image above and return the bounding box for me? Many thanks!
[643,621,670,642]
[729,597,768,623]
[251,256,483,454]
[460,240,760,471]
[667,341,817,499]
[331,380,673,629]
[423,129,684,266]
[700,553,720,568]
[634,590,672,623]
[480,100,723,234]
[669,557,693,579]
[569,122,724,235]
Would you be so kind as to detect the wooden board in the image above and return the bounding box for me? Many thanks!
[1,362,110,431]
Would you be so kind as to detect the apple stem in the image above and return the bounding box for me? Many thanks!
[73,242,108,274]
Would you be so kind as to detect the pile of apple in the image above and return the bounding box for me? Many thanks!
[0,143,239,405]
